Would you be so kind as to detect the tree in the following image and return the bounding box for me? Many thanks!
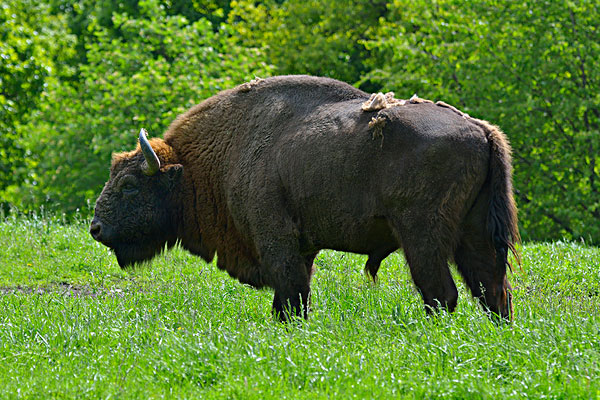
[48,0,233,70]
[229,0,388,89]
[0,0,74,209]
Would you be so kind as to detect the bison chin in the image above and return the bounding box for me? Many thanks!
[113,241,169,268]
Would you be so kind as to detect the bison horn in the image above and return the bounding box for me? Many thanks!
[139,128,160,176]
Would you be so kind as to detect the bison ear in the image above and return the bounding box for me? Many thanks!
[161,164,183,190]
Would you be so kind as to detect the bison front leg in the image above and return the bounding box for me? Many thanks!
[246,194,314,321]
[257,240,313,322]
[267,253,312,322]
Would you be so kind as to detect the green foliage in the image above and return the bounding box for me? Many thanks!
[362,0,600,242]
[230,0,387,88]
[0,0,75,203]
[10,0,271,214]
[1,216,599,398]
[48,0,232,69]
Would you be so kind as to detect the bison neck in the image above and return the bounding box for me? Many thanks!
[173,157,264,288]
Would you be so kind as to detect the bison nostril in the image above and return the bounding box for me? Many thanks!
[90,220,103,240]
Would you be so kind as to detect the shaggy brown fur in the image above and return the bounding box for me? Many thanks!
[90,75,519,321]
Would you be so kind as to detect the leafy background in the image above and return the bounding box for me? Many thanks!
[1,0,598,242]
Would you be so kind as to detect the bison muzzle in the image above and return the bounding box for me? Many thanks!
[91,75,520,321]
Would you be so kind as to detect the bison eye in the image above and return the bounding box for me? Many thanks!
[119,175,139,197]
[122,184,138,196]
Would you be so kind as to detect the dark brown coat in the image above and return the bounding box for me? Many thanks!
[90,75,519,321]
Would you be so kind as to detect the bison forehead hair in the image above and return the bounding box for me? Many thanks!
[109,138,177,174]
[91,137,183,267]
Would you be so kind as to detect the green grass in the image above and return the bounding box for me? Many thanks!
[0,215,599,399]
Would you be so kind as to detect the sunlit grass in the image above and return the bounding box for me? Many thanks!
[0,215,599,398]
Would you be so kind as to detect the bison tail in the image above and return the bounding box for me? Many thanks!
[482,121,521,269]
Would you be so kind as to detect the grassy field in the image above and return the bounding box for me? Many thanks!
[0,215,599,399]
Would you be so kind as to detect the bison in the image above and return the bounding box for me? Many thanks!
[90,75,519,321]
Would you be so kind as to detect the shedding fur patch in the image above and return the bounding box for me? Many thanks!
[361,92,472,138]
[239,77,265,92]
[408,94,433,104]
[435,101,470,119]
[361,92,443,112]
[361,92,406,111]
[362,92,438,148]
[361,90,482,111]
[368,115,387,147]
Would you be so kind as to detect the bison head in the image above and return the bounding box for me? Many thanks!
[90,129,183,267]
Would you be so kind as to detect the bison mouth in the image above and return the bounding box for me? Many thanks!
[90,218,174,268]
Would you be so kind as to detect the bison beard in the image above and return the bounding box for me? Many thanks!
[91,75,520,322]
[114,244,154,268]
[112,240,173,268]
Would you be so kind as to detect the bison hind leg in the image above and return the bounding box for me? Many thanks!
[364,247,396,282]
[403,245,458,314]
[388,218,459,314]
[364,257,380,283]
